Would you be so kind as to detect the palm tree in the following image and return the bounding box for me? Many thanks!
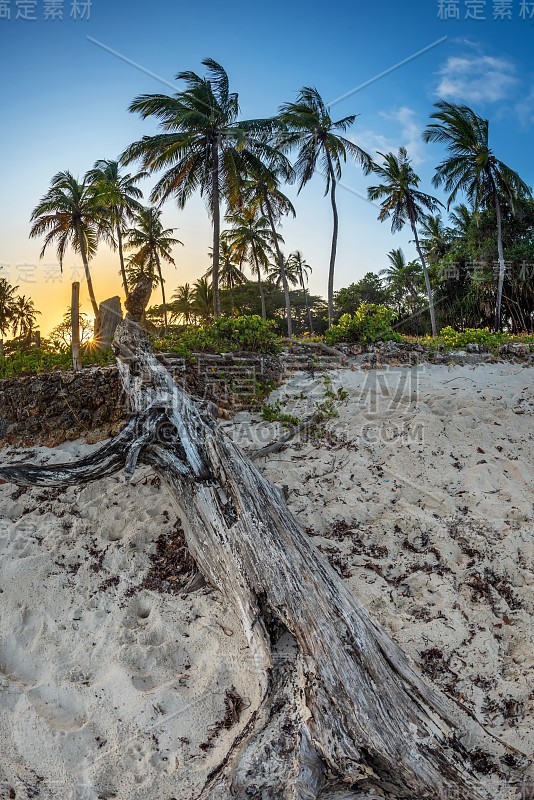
[287,250,313,332]
[267,255,299,289]
[368,147,442,335]
[11,295,40,340]
[87,159,146,296]
[205,240,246,315]
[205,241,246,290]
[239,166,295,337]
[222,208,278,320]
[449,203,474,241]
[0,278,18,352]
[193,277,213,323]
[418,214,450,266]
[122,58,277,318]
[422,100,531,330]
[171,283,196,325]
[380,248,423,315]
[125,207,183,332]
[278,87,372,326]
[30,171,107,319]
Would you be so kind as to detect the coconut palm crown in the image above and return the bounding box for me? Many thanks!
[30,170,107,319]
[277,86,372,326]
[122,58,281,318]
[422,100,531,329]
[368,147,443,335]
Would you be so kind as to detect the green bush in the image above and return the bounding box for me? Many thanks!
[0,347,114,379]
[325,304,401,345]
[154,315,280,356]
[421,326,505,350]
[417,327,534,351]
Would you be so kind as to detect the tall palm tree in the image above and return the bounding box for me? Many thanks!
[278,87,372,326]
[287,250,313,333]
[449,203,474,241]
[205,240,246,315]
[368,147,442,335]
[171,283,196,325]
[11,295,40,340]
[87,159,146,296]
[267,255,299,289]
[239,166,295,336]
[205,241,246,290]
[422,101,531,330]
[223,208,279,320]
[125,207,183,332]
[380,248,423,314]
[193,277,213,323]
[122,58,277,318]
[418,214,450,266]
[0,278,18,353]
[30,171,107,319]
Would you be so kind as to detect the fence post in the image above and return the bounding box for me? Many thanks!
[71,282,82,372]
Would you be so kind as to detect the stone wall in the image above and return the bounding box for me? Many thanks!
[0,367,127,448]
[0,354,282,448]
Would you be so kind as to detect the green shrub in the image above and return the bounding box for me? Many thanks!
[325,304,401,345]
[0,347,114,379]
[422,326,506,350]
[154,315,280,356]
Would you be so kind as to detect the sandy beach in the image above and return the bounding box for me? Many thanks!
[0,362,532,799]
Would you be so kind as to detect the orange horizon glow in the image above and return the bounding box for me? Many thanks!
[1,249,206,337]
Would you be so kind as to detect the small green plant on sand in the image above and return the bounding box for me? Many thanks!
[261,399,301,428]
[262,377,349,429]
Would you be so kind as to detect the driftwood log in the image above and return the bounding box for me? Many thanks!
[0,280,530,800]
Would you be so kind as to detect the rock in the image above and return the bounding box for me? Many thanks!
[508,343,530,358]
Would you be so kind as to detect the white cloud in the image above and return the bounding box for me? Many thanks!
[436,55,518,104]
[353,107,426,165]
[516,88,534,128]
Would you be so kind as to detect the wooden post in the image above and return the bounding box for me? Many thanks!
[71,282,82,372]
[34,330,41,349]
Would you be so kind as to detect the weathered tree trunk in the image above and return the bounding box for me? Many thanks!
[94,295,123,349]
[0,277,528,800]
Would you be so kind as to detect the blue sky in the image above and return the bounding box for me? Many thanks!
[1,0,533,331]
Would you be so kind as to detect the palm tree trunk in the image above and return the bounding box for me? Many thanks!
[412,222,437,337]
[494,194,506,332]
[265,200,292,338]
[301,272,313,334]
[211,138,221,318]
[75,219,99,321]
[251,243,267,320]
[116,221,129,297]
[326,154,339,329]
[155,253,169,334]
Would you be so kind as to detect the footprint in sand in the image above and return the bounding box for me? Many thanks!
[0,607,45,686]
[26,684,87,732]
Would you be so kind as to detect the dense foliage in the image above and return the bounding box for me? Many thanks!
[0,347,114,379]
[324,304,401,345]
[153,315,280,356]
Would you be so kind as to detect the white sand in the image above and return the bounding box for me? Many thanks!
[0,362,532,799]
